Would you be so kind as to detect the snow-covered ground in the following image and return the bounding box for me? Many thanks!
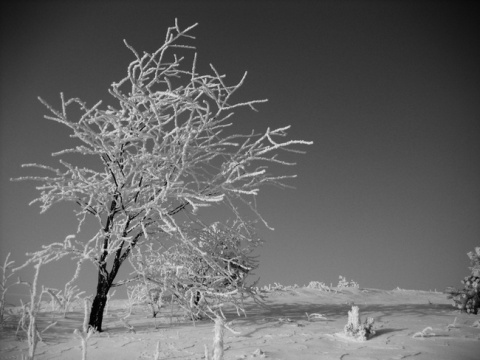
[1,287,479,360]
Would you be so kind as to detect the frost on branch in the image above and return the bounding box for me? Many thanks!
[13,19,311,234]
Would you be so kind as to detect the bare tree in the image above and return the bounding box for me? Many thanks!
[13,20,312,331]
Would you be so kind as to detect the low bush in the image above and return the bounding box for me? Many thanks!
[446,247,480,314]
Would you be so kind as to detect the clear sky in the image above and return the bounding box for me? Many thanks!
[1,0,479,299]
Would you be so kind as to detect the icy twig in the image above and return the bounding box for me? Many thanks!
[305,312,327,321]
[105,289,116,316]
[45,283,84,317]
[0,253,16,324]
[16,259,55,360]
[153,340,161,360]
[446,317,458,330]
[73,298,95,360]
[412,326,435,338]
[204,311,226,360]
[120,314,136,333]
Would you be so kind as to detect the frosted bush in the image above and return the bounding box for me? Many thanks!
[446,247,480,314]
[45,284,85,317]
[255,282,300,293]
[337,276,359,289]
[306,281,333,291]
[343,306,375,341]
[130,221,263,321]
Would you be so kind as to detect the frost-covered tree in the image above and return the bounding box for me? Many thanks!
[13,20,312,331]
[131,220,262,321]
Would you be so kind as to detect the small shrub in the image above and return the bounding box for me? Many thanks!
[130,221,262,322]
[256,282,300,293]
[15,260,57,360]
[11,247,68,359]
[446,247,480,314]
[125,283,148,316]
[337,276,359,289]
[343,306,375,341]
[306,281,333,292]
[45,283,84,317]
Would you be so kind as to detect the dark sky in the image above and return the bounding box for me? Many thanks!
[1,0,479,297]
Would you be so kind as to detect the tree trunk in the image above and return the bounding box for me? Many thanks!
[87,213,141,331]
[88,272,111,332]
